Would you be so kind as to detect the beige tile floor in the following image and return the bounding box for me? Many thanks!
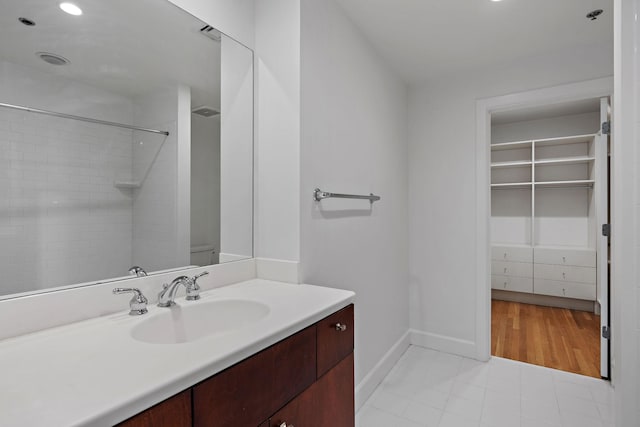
[356,346,614,427]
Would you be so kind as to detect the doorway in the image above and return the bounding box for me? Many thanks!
[475,80,612,379]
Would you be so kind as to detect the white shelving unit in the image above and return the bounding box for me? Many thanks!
[490,131,605,307]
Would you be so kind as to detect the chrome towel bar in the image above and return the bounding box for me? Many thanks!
[313,188,381,203]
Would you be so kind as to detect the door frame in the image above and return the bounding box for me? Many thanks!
[474,77,614,363]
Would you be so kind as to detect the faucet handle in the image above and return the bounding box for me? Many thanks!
[113,288,148,316]
[186,271,208,301]
[193,271,209,281]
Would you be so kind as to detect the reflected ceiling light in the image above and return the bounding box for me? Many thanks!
[491,0,504,2]
[59,2,83,16]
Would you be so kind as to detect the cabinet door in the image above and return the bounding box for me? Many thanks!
[116,390,191,427]
[270,353,355,427]
[193,326,316,427]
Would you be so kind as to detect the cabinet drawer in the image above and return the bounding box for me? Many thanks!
[491,275,533,293]
[491,245,533,263]
[534,279,596,300]
[491,261,533,278]
[193,326,316,427]
[533,264,596,284]
[317,304,354,378]
[534,247,596,267]
[270,353,355,427]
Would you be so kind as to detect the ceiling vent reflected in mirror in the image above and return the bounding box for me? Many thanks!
[192,105,220,117]
[36,52,70,66]
[199,25,221,42]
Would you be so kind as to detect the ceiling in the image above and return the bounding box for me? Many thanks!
[334,0,613,84]
[0,0,223,105]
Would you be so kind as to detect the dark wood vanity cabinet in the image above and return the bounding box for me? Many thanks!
[117,304,354,427]
[117,390,191,427]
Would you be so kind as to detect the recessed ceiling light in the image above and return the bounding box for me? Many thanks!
[18,17,36,26]
[36,52,70,66]
[59,2,83,16]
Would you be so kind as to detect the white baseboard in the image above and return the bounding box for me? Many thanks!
[355,330,411,411]
[255,258,300,284]
[410,329,478,359]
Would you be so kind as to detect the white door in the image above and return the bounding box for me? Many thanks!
[597,96,610,379]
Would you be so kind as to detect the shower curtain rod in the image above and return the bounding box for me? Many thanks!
[0,102,170,136]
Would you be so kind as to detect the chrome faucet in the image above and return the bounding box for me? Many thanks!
[128,266,147,277]
[157,271,209,307]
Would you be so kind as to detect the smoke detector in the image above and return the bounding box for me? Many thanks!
[192,106,220,117]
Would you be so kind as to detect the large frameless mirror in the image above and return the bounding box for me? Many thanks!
[0,0,254,299]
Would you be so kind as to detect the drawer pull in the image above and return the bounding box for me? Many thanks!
[503,282,507,289]
[562,272,566,279]
[504,267,507,273]
[562,256,566,263]
[335,323,347,332]
[504,252,507,259]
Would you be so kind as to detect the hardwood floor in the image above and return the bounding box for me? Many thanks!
[491,300,601,378]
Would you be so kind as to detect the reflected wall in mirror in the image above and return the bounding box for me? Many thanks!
[0,0,254,299]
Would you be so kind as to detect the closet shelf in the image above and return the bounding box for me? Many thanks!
[535,179,594,188]
[491,160,532,169]
[535,156,595,166]
[533,133,596,147]
[490,140,532,151]
[491,182,532,190]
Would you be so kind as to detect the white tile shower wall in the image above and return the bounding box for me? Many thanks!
[0,61,135,294]
[131,87,186,272]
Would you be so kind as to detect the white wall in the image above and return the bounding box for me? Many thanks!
[408,45,613,356]
[612,0,639,424]
[299,0,409,398]
[0,60,134,294]
[254,0,301,262]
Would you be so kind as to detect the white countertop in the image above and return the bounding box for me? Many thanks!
[0,279,355,426]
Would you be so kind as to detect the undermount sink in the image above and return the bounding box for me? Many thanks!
[131,299,270,344]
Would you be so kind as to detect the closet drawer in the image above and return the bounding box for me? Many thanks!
[491,245,533,263]
[491,275,533,293]
[533,279,596,301]
[533,264,596,284]
[491,261,533,278]
[533,247,596,267]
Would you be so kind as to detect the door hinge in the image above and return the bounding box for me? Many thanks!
[602,121,611,135]
[602,326,610,339]
[602,224,611,237]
